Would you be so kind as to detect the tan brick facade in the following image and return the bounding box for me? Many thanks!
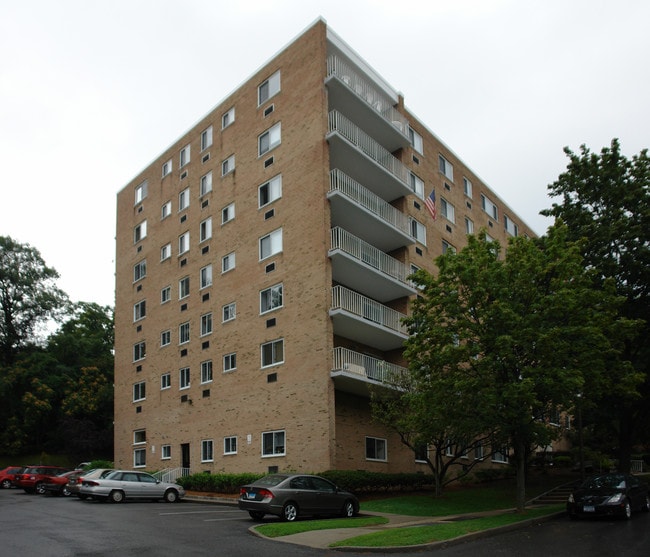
[114,19,535,475]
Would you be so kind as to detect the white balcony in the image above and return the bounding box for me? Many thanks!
[327,111,413,202]
[328,169,414,252]
[331,346,408,397]
[329,285,408,350]
[329,227,417,302]
[326,55,410,152]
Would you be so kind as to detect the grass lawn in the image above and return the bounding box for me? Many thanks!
[255,516,388,538]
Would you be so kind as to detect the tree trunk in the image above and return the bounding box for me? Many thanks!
[515,437,526,512]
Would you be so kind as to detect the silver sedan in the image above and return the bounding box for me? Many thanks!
[79,470,185,503]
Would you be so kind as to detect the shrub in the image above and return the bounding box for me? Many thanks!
[177,472,264,493]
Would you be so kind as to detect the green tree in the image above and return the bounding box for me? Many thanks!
[0,236,69,366]
[541,139,650,471]
[401,225,633,511]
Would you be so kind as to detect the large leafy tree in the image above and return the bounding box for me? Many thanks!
[541,139,650,471]
[0,236,69,366]
[399,225,634,511]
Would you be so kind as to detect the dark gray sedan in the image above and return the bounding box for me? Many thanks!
[238,474,359,521]
[567,473,650,519]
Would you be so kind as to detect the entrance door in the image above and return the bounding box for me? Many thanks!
[181,443,190,470]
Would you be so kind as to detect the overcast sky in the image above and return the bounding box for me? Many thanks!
[1,0,648,308]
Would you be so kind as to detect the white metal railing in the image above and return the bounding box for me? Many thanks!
[153,467,191,483]
[631,459,644,473]
[328,110,411,186]
[330,226,413,286]
[332,346,407,384]
[327,55,409,134]
[329,169,410,235]
[331,285,407,335]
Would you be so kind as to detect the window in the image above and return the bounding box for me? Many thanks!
[133,381,146,402]
[258,122,281,156]
[408,127,423,154]
[442,240,456,254]
[179,367,190,389]
[221,155,235,176]
[178,231,190,255]
[133,448,146,468]
[224,436,237,455]
[474,443,484,460]
[179,276,190,299]
[134,429,147,444]
[200,126,213,151]
[463,177,473,198]
[492,446,509,463]
[161,201,171,219]
[465,217,474,234]
[133,300,146,322]
[180,144,190,167]
[259,228,282,260]
[258,70,280,105]
[409,218,426,244]
[162,159,172,177]
[201,439,214,462]
[200,313,213,336]
[161,445,171,459]
[161,372,171,390]
[199,217,212,242]
[259,175,282,208]
[481,194,498,220]
[200,264,212,289]
[261,338,284,367]
[133,259,146,282]
[223,353,237,372]
[504,215,519,237]
[260,283,283,314]
[262,429,285,456]
[161,330,171,347]
[440,198,455,223]
[200,171,212,196]
[222,302,236,322]
[409,172,424,198]
[439,154,453,181]
[222,107,235,129]
[161,285,171,304]
[222,252,235,273]
[160,243,171,261]
[134,181,147,204]
[414,443,428,462]
[179,188,190,211]
[134,220,147,243]
[133,341,146,362]
[179,322,190,344]
[365,437,387,461]
[201,360,213,384]
[222,203,235,224]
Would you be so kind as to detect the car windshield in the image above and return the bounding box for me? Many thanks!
[582,474,626,490]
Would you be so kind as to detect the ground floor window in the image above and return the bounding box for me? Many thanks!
[161,445,171,460]
[262,430,285,456]
[201,439,214,462]
[224,436,237,455]
[365,436,387,461]
[133,448,146,468]
[492,446,509,463]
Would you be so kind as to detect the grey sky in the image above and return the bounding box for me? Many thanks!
[1,0,648,307]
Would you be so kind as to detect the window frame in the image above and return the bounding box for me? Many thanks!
[179,367,190,390]
[439,154,454,181]
[179,144,190,167]
[222,203,235,224]
[200,171,213,196]
[409,218,426,245]
[200,264,213,289]
[258,70,281,106]
[260,283,283,314]
[161,445,171,460]
[178,231,190,255]
[160,330,171,347]
[200,126,213,151]
[133,300,146,322]
[201,439,214,462]
[221,155,235,176]
[161,201,172,220]
[161,372,171,390]
[161,285,171,304]
[440,197,456,223]
[200,312,213,337]
[134,220,147,243]
[133,341,146,362]
[222,252,236,273]
[224,436,237,455]
[133,259,146,282]
[365,436,387,462]
[261,338,284,368]
[162,159,172,178]
[261,429,285,457]
[222,302,236,323]
[258,122,281,156]
[179,276,190,299]
[199,217,212,242]
[223,352,237,372]
[133,381,146,402]
[221,107,235,129]
[200,359,213,384]
[179,187,190,212]
[258,175,282,208]
[179,322,190,345]
[259,228,282,261]
[134,181,147,205]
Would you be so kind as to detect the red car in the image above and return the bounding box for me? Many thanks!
[0,466,26,489]
[42,470,83,497]
[14,466,71,494]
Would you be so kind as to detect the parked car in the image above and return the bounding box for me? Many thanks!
[79,470,185,503]
[567,473,650,520]
[14,466,71,494]
[42,470,83,497]
[0,466,26,489]
[238,474,359,521]
[68,468,115,499]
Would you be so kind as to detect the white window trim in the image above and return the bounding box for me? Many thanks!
[261,429,286,457]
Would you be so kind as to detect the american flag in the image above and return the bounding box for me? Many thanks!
[425,190,437,220]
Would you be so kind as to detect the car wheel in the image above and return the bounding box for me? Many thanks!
[109,490,125,503]
[62,486,72,497]
[642,495,650,513]
[1,479,12,489]
[35,483,46,495]
[342,500,356,518]
[248,511,265,520]
[623,500,632,520]
[164,489,179,503]
[282,502,299,522]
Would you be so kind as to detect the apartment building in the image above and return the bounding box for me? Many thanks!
[114,18,535,475]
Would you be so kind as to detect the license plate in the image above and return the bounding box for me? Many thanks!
[583,505,595,512]
[247,492,256,500]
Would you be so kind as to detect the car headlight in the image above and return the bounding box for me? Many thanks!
[606,493,624,504]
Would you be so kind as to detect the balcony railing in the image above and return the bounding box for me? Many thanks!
[328,110,411,187]
[332,346,407,385]
[331,285,407,336]
[327,55,409,135]
[330,227,413,287]
[329,169,410,236]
